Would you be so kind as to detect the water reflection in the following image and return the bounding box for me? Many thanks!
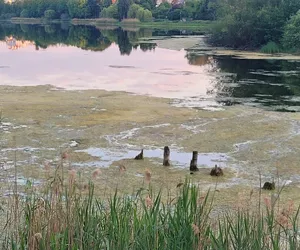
[1,23,300,112]
[212,56,300,111]
[0,23,157,53]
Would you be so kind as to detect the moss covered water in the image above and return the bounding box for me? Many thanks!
[0,85,300,208]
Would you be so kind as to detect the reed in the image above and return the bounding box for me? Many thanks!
[1,161,300,249]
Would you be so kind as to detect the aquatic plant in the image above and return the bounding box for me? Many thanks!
[1,160,300,249]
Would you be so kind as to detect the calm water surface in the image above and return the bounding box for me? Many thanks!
[1,23,300,112]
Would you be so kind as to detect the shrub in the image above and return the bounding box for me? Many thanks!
[260,41,281,54]
[282,10,300,51]
[152,2,171,19]
[167,9,182,20]
[128,4,152,21]
[44,9,57,20]
[100,4,119,19]
[143,9,152,21]
[127,4,141,19]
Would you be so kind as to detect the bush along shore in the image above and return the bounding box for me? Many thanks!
[1,152,300,250]
[1,0,300,52]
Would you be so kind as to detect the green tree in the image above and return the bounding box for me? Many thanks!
[134,0,156,11]
[127,3,140,18]
[44,9,56,19]
[282,11,300,51]
[117,0,129,20]
[136,8,152,21]
[101,4,119,19]
[209,0,300,48]
[152,2,171,19]
[67,0,91,18]
[20,9,30,17]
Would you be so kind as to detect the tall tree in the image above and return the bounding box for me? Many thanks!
[117,0,129,20]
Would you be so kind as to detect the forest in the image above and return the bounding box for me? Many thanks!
[0,0,300,50]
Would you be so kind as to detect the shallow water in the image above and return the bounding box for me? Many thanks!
[75,147,229,168]
[1,24,300,111]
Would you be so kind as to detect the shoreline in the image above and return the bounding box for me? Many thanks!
[5,17,213,32]
[2,19,300,60]
[0,85,300,204]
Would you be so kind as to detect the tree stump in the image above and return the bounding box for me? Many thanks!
[190,151,199,171]
[163,146,170,166]
[210,165,224,176]
[134,149,143,160]
[262,181,275,190]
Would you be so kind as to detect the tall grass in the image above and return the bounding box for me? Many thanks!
[1,161,300,249]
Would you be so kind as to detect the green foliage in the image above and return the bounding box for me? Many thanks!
[20,9,30,18]
[260,41,281,54]
[101,4,119,19]
[67,0,91,18]
[210,0,300,49]
[44,9,56,19]
[128,4,140,18]
[0,0,98,19]
[101,0,112,8]
[128,4,152,21]
[167,9,184,21]
[182,0,198,19]
[117,0,130,20]
[282,11,300,51]
[152,2,170,19]
[134,0,156,11]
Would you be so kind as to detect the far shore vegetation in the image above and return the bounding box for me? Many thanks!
[1,0,300,52]
[7,17,214,32]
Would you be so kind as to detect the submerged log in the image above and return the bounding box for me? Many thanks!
[190,151,199,172]
[134,149,143,160]
[210,165,224,176]
[163,146,170,166]
[262,181,275,190]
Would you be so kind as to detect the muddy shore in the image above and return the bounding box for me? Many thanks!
[0,85,300,207]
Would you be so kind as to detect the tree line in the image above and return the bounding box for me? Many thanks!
[0,0,217,21]
[0,0,300,50]
[209,0,300,51]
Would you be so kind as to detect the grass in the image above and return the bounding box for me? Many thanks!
[1,154,300,250]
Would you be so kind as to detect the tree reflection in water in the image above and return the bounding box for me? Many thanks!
[0,23,157,54]
[186,53,300,111]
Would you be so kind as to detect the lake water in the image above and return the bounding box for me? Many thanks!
[1,23,300,112]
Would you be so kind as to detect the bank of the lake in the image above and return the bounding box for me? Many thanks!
[1,85,300,206]
[1,85,300,249]
[7,17,214,32]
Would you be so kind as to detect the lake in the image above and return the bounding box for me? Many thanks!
[1,23,300,112]
[1,23,300,206]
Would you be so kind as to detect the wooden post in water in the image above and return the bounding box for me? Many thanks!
[190,151,199,171]
[163,146,170,166]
